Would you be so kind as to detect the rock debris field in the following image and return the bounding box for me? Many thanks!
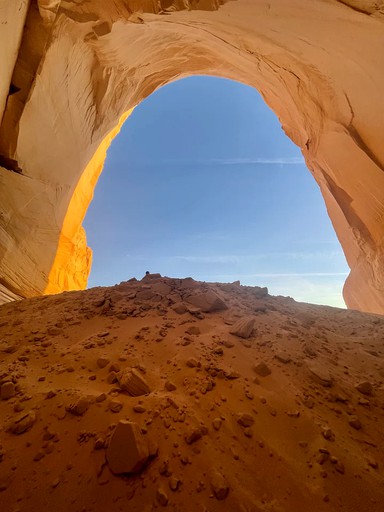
[0,274,383,511]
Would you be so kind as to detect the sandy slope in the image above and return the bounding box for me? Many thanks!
[0,275,383,512]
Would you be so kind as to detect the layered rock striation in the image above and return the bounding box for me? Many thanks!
[0,0,384,312]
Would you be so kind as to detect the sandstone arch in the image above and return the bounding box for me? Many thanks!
[0,0,384,313]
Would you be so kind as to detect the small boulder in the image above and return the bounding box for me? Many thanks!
[109,399,123,413]
[237,413,254,428]
[210,470,229,500]
[1,381,16,400]
[172,303,187,315]
[212,418,222,431]
[97,357,110,369]
[185,325,200,336]
[67,397,89,416]
[8,410,36,435]
[348,416,362,430]
[355,381,373,396]
[274,352,291,364]
[224,369,240,380]
[185,427,202,444]
[156,487,169,506]
[106,420,149,474]
[165,381,177,392]
[133,404,146,413]
[322,427,335,441]
[307,362,333,387]
[186,358,200,369]
[169,477,180,491]
[254,362,271,377]
[118,368,151,396]
[229,317,255,339]
[107,371,119,384]
[185,290,228,313]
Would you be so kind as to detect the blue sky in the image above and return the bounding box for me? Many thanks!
[84,76,349,307]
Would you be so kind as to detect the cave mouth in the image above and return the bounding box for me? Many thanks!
[83,76,349,308]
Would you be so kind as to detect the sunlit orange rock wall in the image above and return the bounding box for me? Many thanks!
[0,0,384,312]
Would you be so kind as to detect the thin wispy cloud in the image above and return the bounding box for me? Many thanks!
[118,156,306,166]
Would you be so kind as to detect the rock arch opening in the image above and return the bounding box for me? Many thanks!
[0,1,383,312]
[84,76,349,307]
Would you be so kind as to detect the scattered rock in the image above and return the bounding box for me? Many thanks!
[186,358,200,368]
[106,420,149,474]
[156,487,169,506]
[322,427,335,441]
[254,362,271,377]
[286,410,300,418]
[275,352,291,364]
[307,362,333,387]
[165,381,177,392]
[172,303,187,314]
[212,418,222,431]
[348,416,362,430]
[97,357,110,369]
[367,458,379,470]
[94,437,105,450]
[1,381,15,400]
[51,478,60,488]
[8,410,37,435]
[187,306,205,319]
[229,317,255,339]
[185,427,202,444]
[148,438,159,459]
[237,413,254,428]
[133,404,146,413]
[185,325,200,336]
[169,477,180,491]
[210,470,229,500]
[67,397,89,416]
[107,371,119,384]
[109,399,123,413]
[355,381,373,396]
[317,451,329,465]
[118,368,151,396]
[159,459,171,476]
[224,369,240,380]
[185,290,228,313]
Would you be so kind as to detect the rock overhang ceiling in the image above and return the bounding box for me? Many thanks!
[0,0,384,313]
